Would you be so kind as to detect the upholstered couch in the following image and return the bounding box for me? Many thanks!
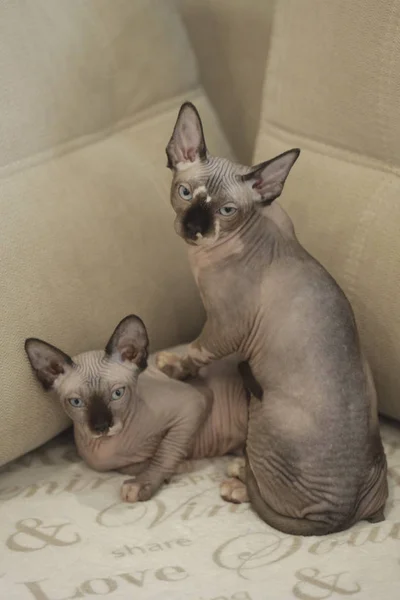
[1,1,399,598]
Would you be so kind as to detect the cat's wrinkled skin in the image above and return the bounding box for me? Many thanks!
[25,315,248,502]
[157,102,388,535]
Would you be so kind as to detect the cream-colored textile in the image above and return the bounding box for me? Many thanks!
[0,0,233,466]
[255,0,400,421]
[0,420,399,599]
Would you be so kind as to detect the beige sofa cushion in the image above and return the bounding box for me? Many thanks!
[0,0,199,171]
[255,0,400,420]
[180,0,275,164]
[0,2,233,466]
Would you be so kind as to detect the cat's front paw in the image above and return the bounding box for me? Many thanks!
[121,479,153,503]
[156,351,193,380]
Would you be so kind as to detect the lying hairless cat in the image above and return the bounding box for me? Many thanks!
[156,102,388,535]
[25,315,248,502]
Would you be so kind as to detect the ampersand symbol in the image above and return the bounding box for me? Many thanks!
[293,568,361,600]
[6,518,81,552]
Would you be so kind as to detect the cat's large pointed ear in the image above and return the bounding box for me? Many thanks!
[25,338,75,390]
[105,315,149,370]
[166,102,208,169]
[241,149,300,205]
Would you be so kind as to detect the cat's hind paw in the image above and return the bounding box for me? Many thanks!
[226,457,246,481]
[220,478,250,504]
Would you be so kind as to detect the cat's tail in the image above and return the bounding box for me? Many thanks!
[245,460,348,537]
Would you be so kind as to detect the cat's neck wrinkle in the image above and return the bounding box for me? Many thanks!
[188,209,297,268]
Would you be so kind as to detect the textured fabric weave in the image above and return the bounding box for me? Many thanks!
[0,1,233,466]
[255,0,400,421]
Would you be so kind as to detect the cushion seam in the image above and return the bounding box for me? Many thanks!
[0,87,202,182]
[257,121,400,177]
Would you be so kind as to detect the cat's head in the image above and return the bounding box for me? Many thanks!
[25,315,149,438]
[166,102,300,246]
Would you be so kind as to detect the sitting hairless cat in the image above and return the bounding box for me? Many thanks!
[156,102,388,535]
[25,315,248,502]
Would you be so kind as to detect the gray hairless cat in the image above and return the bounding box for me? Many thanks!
[156,102,388,536]
[25,315,248,502]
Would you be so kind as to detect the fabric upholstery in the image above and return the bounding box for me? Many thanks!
[0,0,198,172]
[180,0,275,164]
[1,420,399,598]
[2,0,399,467]
[255,0,400,421]
[0,1,233,466]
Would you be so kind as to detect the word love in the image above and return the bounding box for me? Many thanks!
[22,566,188,600]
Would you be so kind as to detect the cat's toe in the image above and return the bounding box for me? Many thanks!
[155,352,183,379]
[121,479,154,503]
[121,479,141,503]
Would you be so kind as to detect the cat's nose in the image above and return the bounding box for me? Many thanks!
[93,421,110,434]
[185,221,203,239]
[182,201,212,240]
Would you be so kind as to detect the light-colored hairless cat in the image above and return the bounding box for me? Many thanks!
[25,315,248,502]
[156,102,388,536]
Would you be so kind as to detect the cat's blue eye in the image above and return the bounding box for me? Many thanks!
[218,205,237,217]
[111,387,126,401]
[69,398,84,408]
[178,184,192,201]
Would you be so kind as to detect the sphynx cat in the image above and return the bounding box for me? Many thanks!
[25,315,248,502]
[156,102,388,535]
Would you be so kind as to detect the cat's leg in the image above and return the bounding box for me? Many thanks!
[172,460,197,475]
[156,317,235,381]
[118,460,151,477]
[163,459,198,484]
[121,393,212,502]
[118,460,193,490]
